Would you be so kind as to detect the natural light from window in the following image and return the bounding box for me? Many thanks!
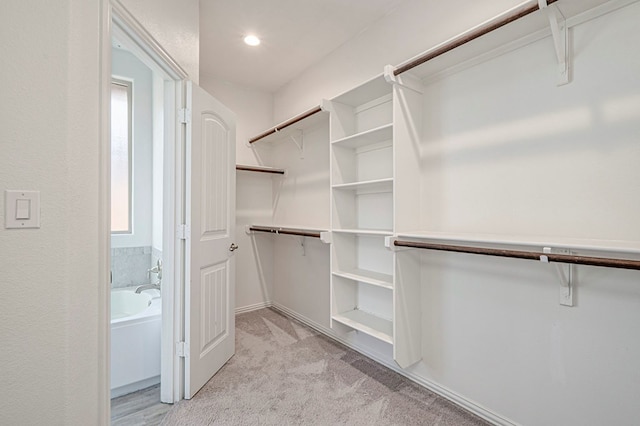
[111,80,132,233]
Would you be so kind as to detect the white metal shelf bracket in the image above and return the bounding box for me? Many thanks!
[538,0,569,86]
[541,247,574,307]
[287,129,304,158]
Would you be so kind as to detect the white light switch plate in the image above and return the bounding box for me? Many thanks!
[5,190,40,229]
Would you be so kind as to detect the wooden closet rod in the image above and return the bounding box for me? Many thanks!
[393,240,640,271]
[249,106,323,144]
[250,225,323,238]
[394,0,559,76]
[236,165,286,175]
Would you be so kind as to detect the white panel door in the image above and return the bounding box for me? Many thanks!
[185,81,236,399]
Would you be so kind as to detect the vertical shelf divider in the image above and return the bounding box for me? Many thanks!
[389,69,424,367]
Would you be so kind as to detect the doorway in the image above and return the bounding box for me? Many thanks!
[104,2,237,416]
[109,41,164,400]
[109,6,186,405]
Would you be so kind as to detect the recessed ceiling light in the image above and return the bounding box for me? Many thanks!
[243,35,261,46]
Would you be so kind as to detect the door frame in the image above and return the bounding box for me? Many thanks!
[99,0,191,414]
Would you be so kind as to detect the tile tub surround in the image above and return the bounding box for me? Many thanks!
[111,247,162,288]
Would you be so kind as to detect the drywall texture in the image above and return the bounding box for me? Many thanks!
[0,1,102,424]
[0,1,198,424]
[199,76,276,310]
[119,0,199,84]
[273,0,524,121]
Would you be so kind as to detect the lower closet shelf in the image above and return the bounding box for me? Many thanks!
[332,269,393,289]
[332,310,393,344]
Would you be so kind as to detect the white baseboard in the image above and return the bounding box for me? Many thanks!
[270,302,334,337]
[235,301,272,315]
[269,303,517,426]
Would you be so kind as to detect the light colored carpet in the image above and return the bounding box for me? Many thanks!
[161,308,488,425]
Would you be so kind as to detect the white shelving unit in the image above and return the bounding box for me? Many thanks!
[332,307,393,344]
[328,75,397,347]
[331,269,393,290]
[326,70,425,368]
[331,123,393,149]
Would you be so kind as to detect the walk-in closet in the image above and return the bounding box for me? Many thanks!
[231,1,640,424]
[5,0,640,425]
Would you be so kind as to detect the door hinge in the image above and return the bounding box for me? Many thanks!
[177,224,190,240]
[179,108,192,124]
[176,341,188,358]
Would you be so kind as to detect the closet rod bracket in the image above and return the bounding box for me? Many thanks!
[541,247,574,306]
[538,0,569,86]
[385,236,411,252]
[383,65,424,94]
[320,231,332,244]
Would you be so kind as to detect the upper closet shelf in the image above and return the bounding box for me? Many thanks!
[330,74,392,107]
[248,105,328,145]
[332,178,393,193]
[332,229,393,237]
[389,0,616,83]
[331,124,393,149]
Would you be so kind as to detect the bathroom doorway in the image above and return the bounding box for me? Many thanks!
[109,40,165,399]
[109,7,186,404]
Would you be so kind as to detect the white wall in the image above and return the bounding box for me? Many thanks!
[199,76,274,166]
[266,1,640,425]
[269,119,332,325]
[199,75,276,310]
[0,1,198,424]
[412,5,640,425]
[111,48,153,249]
[273,0,524,122]
[119,0,199,84]
[0,2,102,424]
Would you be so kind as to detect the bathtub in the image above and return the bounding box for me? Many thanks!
[110,287,162,398]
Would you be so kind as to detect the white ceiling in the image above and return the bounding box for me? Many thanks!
[199,0,405,92]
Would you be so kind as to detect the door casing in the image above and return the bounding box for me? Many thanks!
[100,0,192,413]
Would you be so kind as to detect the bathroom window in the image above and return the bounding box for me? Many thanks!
[111,79,133,234]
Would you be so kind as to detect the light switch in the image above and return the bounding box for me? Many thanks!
[5,190,40,229]
[16,199,31,220]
